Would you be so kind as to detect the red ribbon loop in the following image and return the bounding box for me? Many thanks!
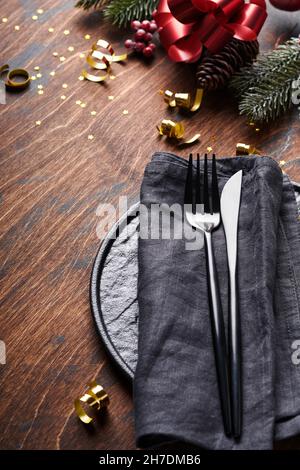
[154,0,267,63]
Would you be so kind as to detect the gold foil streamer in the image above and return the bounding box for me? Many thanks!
[74,381,110,424]
[0,65,30,91]
[157,119,200,146]
[163,88,203,112]
[236,143,261,156]
[82,39,127,83]
[91,39,127,63]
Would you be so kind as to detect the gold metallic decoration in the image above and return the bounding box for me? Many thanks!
[82,39,127,84]
[91,39,127,63]
[163,88,203,112]
[157,119,200,146]
[236,143,261,156]
[0,64,9,80]
[74,381,109,424]
[3,67,31,91]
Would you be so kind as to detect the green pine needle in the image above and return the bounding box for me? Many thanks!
[230,37,300,123]
[75,0,109,9]
[104,0,158,27]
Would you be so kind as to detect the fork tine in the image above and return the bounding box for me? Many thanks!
[203,153,210,213]
[195,153,202,207]
[211,153,220,213]
[184,153,194,211]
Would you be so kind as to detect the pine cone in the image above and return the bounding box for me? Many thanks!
[196,39,259,91]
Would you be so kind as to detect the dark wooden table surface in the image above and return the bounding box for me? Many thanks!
[0,0,299,450]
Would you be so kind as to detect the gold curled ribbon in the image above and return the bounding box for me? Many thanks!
[163,88,203,112]
[91,39,127,63]
[82,39,127,83]
[236,143,261,156]
[157,119,200,146]
[0,65,30,91]
[0,64,9,79]
[74,381,110,424]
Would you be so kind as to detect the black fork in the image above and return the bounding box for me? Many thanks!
[184,154,232,437]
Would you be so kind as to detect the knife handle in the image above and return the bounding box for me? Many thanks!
[204,231,232,437]
[229,267,242,439]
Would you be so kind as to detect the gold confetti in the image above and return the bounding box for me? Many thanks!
[62,83,68,89]
[68,46,75,52]
[31,75,37,80]
[79,53,85,59]
[279,160,286,167]
[108,96,114,101]
[36,73,42,78]
[75,100,81,105]
[78,75,84,81]
[48,27,54,33]
[64,29,70,36]
[249,122,255,126]
[59,56,66,62]
[110,75,116,80]
[32,15,38,21]
[122,110,129,115]
[88,134,94,140]
[255,128,260,132]
[84,34,91,40]
[34,66,40,71]
[90,110,97,116]
[35,120,42,126]
[53,52,58,57]
[37,84,43,89]
[61,95,66,100]
[2,18,8,23]
[50,71,55,76]
[14,25,20,31]
[37,8,44,14]
[38,90,44,95]
[80,103,87,108]
[207,146,213,152]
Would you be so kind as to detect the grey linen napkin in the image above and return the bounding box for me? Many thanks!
[134,152,300,450]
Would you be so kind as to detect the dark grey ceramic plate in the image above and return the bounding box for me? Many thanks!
[90,182,300,380]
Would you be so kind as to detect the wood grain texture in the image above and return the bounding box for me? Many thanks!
[0,0,299,450]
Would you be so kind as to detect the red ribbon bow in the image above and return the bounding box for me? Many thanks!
[153,0,267,63]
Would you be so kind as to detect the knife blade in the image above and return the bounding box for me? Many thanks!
[220,169,243,439]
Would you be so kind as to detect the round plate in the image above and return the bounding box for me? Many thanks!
[90,202,139,380]
[90,182,300,380]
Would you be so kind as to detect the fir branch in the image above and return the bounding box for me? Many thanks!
[104,0,158,27]
[230,38,300,123]
[75,0,109,9]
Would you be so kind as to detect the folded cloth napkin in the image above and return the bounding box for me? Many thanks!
[134,152,300,450]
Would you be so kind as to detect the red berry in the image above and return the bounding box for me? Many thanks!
[144,32,153,42]
[149,22,157,33]
[141,20,151,31]
[149,43,156,51]
[131,20,141,30]
[134,28,146,41]
[124,39,133,48]
[143,46,153,57]
[134,41,145,52]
